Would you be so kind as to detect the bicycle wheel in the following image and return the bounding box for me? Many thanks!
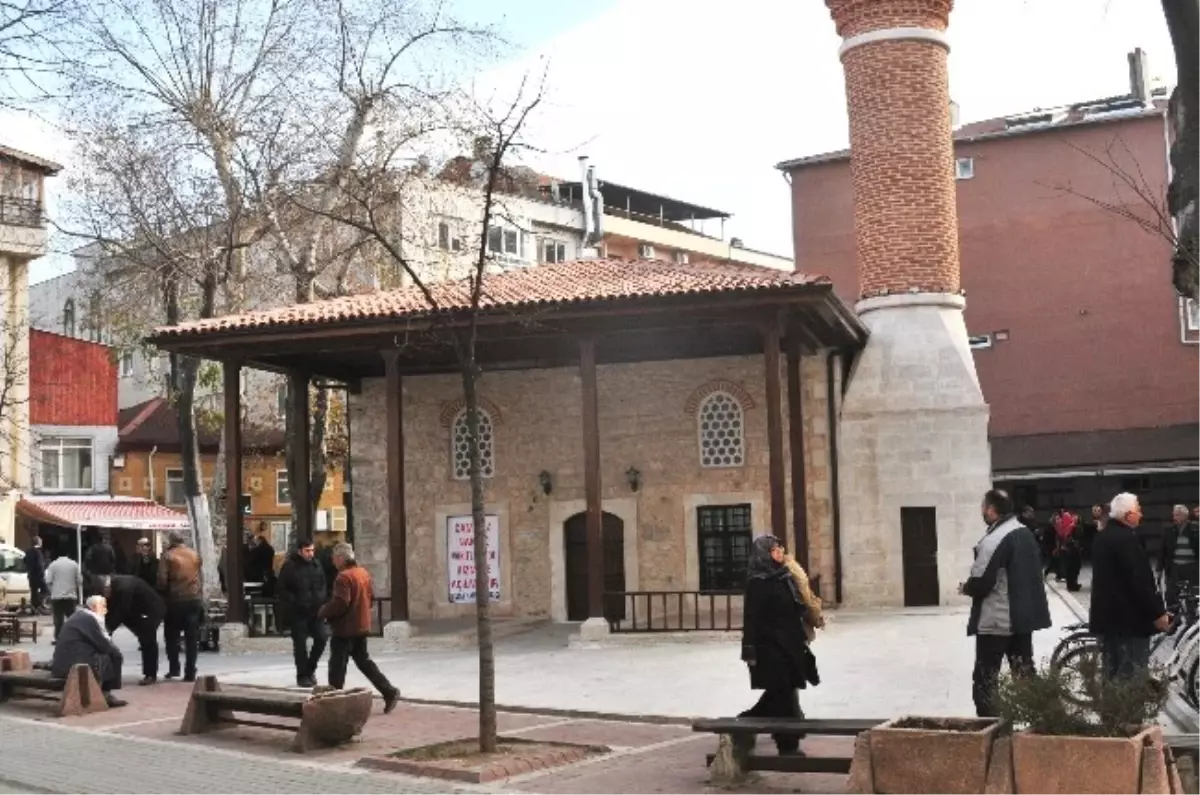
[1051,632,1096,672]
[1056,642,1104,707]
[1187,658,1197,711]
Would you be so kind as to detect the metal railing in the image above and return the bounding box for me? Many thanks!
[244,595,392,638]
[0,196,43,227]
[606,577,820,634]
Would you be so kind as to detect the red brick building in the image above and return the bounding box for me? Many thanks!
[780,66,1199,524]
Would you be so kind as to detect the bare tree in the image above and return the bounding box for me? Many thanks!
[241,0,493,537]
[0,0,67,105]
[1161,0,1198,298]
[313,73,544,753]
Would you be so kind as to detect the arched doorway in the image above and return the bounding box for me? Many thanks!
[564,511,625,622]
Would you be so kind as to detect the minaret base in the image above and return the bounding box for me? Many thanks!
[837,293,992,608]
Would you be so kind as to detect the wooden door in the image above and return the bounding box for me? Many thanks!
[900,507,940,607]
[564,512,626,622]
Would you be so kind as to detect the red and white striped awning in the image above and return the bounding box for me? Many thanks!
[17,496,190,531]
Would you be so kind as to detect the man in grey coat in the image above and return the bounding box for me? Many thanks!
[961,489,1052,717]
[50,595,126,708]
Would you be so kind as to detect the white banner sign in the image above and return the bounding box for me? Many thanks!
[447,514,500,604]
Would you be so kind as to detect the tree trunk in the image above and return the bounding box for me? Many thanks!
[1162,0,1200,298]
[460,345,496,753]
[176,354,220,600]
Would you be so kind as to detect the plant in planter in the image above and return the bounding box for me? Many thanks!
[992,659,1175,794]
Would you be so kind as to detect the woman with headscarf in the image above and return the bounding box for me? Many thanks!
[739,535,819,755]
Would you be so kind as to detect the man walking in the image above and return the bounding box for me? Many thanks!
[44,550,81,641]
[51,595,126,708]
[277,540,328,687]
[961,489,1052,717]
[319,543,399,713]
[158,532,203,682]
[102,574,166,685]
[24,536,46,612]
[1090,492,1169,680]
[1159,505,1198,607]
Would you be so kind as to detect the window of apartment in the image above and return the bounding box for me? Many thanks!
[451,408,495,480]
[697,504,753,591]
[1184,297,1199,333]
[165,468,185,506]
[955,157,975,180]
[39,437,94,492]
[276,469,291,506]
[269,520,291,551]
[119,349,135,378]
[486,226,522,257]
[540,238,567,264]
[62,299,75,337]
[968,334,994,350]
[438,221,451,251]
[698,391,745,468]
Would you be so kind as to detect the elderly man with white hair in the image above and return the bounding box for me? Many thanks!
[1159,504,1198,607]
[1089,492,1169,681]
[49,595,127,707]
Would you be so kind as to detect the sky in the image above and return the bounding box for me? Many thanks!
[4,0,1175,283]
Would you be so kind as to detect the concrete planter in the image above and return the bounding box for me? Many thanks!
[1011,726,1169,794]
[858,716,1002,794]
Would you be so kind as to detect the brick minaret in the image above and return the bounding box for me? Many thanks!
[826,0,992,608]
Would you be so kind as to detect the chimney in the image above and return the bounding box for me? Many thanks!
[1128,48,1150,103]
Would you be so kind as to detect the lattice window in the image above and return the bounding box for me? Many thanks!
[451,408,495,480]
[697,391,745,468]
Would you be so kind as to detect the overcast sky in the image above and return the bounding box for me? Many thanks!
[5,0,1174,282]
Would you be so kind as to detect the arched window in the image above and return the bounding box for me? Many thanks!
[697,391,745,468]
[451,407,495,480]
[62,299,75,337]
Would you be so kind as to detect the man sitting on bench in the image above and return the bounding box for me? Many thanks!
[51,595,126,708]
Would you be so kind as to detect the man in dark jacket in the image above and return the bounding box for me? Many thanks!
[102,574,166,685]
[276,540,328,687]
[83,531,116,592]
[24,536,46,611]
[131,538,158,590]
[51,595,126,707]
[1090,492,1170,681]
[962,489,1052,717]
[1159,505,1198,607]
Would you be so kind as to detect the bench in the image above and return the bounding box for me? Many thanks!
[0,658,108,717]
[179,675,374,752]
[692,717,884,783]
[0,613,38,643]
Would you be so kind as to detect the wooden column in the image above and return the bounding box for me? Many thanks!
[763,321,788,545]
[288,369,313,544]
[579,336,603,619]
[786,336,810,567]
[383,351,409,622]
[223,360,245,624]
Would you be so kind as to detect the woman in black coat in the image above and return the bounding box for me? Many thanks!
[739,534,817,755]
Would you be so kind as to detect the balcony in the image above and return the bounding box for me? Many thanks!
[0,196,43,228]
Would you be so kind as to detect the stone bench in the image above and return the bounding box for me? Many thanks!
[692,717,883,783]
[179,675,373,753]
[0,657,108,718]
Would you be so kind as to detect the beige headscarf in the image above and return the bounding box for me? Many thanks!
[783,554,825,643]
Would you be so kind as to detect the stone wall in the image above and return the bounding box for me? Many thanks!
[348,353,836,621]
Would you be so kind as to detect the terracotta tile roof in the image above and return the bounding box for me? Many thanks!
[17,496,190,531]
[154,258,829,339]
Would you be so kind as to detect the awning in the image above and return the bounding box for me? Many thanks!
[991,424,1200,476]
[17,496,190,531]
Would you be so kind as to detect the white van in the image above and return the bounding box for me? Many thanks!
[0,544,30,610]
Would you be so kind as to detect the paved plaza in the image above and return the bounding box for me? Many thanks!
[2,585,1192,793]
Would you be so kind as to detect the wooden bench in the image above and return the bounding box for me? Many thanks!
[692,717,884,783]
[0,658,108,717]
[179,675,374,752]
[0,613,38,643]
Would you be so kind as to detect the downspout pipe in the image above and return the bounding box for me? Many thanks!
[825,350,844,604]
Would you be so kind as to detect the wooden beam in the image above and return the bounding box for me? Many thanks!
[383,351,409,622]
[786,336,809,567]
[579,335,603,620]
[287,369,313,543]
[223,361,245,624]
[763,321,788,545]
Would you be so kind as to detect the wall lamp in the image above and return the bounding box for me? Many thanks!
[538,470,553,495]
[625,466,642,493]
